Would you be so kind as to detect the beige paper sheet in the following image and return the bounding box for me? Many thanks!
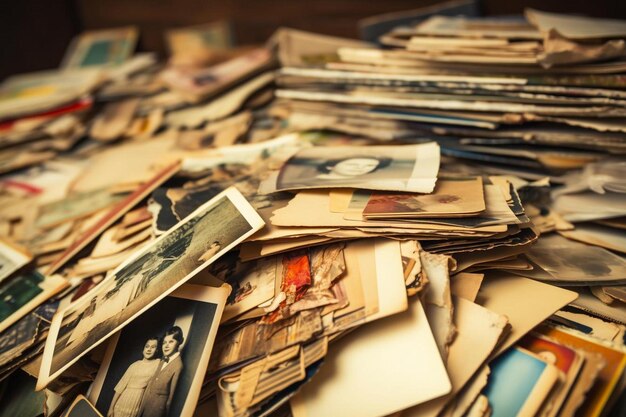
[402,297,507,417]
[290,298,451,417]
[477,273,578,356]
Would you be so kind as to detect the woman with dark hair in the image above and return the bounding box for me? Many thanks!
[138,326,185,417]
[315,156,393,179]
[108,336,161,417]
[273,147,409,192]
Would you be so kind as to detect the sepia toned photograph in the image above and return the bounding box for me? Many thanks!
[260,142,440,194]
[45,161,181,275]
[526,234,626,284]
[89,284,228,417]
[37,188,264,389]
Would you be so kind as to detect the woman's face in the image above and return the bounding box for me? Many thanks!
[330,158,380,177]
[143,339,158,360]
[162,335,180,357]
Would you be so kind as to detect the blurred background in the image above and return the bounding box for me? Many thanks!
[2,0,626,81]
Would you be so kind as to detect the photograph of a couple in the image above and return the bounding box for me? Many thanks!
[90,285,228,417]
[108,326,184,417]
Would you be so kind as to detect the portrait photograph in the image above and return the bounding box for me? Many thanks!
[259,142,440,194]
[37,188,264,389]
[89,284,229,417]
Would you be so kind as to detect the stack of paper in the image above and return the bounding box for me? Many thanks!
[276,10,626,176]
[0,7,623,417]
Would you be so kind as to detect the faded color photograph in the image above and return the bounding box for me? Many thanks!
[363,177,485,218]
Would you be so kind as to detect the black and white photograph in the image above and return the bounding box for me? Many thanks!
[37,187,264,390]
[258,142,440,194]
[89,284,229,417]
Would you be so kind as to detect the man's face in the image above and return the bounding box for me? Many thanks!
[162,334,180,357]
[143,339,158,359]
[331,158,380,176]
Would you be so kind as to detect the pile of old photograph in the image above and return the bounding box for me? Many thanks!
[0,2,625,417]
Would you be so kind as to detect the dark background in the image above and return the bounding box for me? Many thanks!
[94,296,217,417]
[1,0,626,81]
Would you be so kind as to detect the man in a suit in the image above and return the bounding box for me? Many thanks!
[139,326,184,417]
